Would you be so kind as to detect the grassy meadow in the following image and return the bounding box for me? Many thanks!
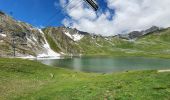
[0,58,170,100]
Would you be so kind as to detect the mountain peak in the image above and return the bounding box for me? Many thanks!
[0,11,5,15]
[117,26,162,39]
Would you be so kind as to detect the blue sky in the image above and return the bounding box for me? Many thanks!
[1,0,169,36]
[0,0,107,27]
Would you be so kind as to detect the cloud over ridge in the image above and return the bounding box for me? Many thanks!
[60,0,170,36]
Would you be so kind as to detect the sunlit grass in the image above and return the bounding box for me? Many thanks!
[0,58,170,100]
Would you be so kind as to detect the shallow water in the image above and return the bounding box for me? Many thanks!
[38,57,170,73]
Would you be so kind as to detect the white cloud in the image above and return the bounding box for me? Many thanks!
[60,0,170,36]
[59,0,67,7]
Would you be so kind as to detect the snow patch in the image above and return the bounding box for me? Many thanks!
[0,33,6,37]
[72,33,84,41]
[64,31,84,41]
[105,38,109,41]
[38,29,43,34]
[18,55,35,60]
[0,40,3,42]
[65,32,72,39]
[37,29,60,58]
[60,52,65,55]
[33,36,37,42]
[96,43,103,47]
[27,37,35,45]
[37,42,60,58]
[107,41,115,46]
[18,55,60,60]
[30,27,38,31]
[92,37,95,39]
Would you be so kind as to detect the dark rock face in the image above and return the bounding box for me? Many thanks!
[128,31,143,39]
[12,32,26,39]
[60,27,89,35]
[117,34,129,39]
[0,11,5,15]
[118,26,162,40]
[144,26,160,34]
[0,28,3,33]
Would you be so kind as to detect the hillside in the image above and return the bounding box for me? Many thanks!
[0,11,59,57]
[0,58,170,100]
[1,11,170,58]
[43,26,170,58]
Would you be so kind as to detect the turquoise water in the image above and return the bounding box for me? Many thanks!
[38,57,170,73]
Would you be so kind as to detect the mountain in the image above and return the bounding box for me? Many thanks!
[43,27,118,56]
[117,26,162,39]
[42,27,87,56]
[0,11,59,57]
[1,11,170,58]
[43,26,170,58]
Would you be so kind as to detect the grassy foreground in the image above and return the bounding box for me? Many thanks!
[0,58,170,100]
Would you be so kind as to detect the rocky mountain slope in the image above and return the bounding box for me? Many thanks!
[1,11,170,58]
[43,26,170,57]
[0,11,59,57]
[117,26,162,39]
[42,27,87,56]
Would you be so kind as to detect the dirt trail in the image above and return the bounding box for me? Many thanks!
[158,69,170,73]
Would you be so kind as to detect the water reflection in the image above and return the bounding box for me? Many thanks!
[72,58,82,71]
[38,57,170,73]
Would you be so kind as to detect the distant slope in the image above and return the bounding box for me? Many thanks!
[43,26,170,58]
[133,28,170,58]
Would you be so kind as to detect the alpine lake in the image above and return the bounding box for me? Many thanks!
[38,57,170,73]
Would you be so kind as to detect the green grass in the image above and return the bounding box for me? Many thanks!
[76,28,170,58]
[0,58,170,100]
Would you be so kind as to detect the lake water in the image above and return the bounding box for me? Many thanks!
[38,57,170,73]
